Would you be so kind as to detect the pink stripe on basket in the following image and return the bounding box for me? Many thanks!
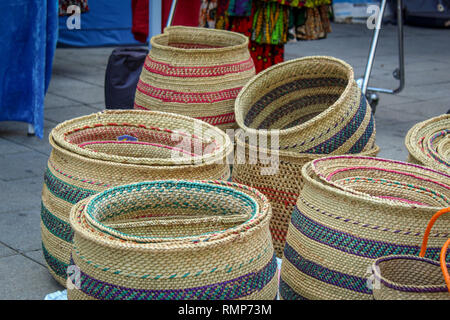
[313,156,450,179]
[136,81,242,104]
[324,166,450,191]
[144,56,254,78]
[78,140,198,156]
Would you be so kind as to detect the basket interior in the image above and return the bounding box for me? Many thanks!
[64,125,217,160]
[86,181,258,239]
[241,59,351,131]
[377,257,447,287]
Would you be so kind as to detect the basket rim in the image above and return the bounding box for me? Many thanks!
[50,110,233,166]
[372,254,450,293]
[302,155,450,210]
[234,56,356,136]
[70,180,272,252]
[150,26,249,54]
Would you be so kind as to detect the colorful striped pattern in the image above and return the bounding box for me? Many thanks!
[43,244,69,278]
[136,81,242,104]
[41,202,74,243]
[279,279,309,300]
[72,254,277,300]
[144,56,254,78]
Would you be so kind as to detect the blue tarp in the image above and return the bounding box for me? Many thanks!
[0,0,58,139]
[58,0,140,47]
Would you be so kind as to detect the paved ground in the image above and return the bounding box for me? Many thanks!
[0,23,448,299]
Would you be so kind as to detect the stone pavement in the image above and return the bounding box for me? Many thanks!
[0,23,448,299]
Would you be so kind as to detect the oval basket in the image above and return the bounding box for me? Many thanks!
[134,26,255,130]
[405,114,449,173]
[372,208,450,300]
[41,110,232,286]
[232,56,378,256]
[280,156,450,300]
[67,180,277,300]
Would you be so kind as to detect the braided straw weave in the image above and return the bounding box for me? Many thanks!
[372,208,450,300]
[232,56,378,256]
[67,180,277,300]
[280,156,450,300]
[405,114,449,173]
[41,110,232,286]
[134,26,255,130]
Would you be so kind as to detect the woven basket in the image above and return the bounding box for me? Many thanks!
[280,156,450,300]
[405,114,449,173]
[41,110,232,286]
[372,208,450,300]
[232,56,377,256]
[134,26,255,131]
[67,180,277,300]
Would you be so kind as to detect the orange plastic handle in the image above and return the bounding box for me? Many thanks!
[418,207,450,293]
[440,238,450,293]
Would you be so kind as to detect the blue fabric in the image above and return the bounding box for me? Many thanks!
[58,0,140,47]
[0,0,58,139]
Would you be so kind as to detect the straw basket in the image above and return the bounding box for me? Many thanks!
[41,110,232,286]
[67,180,277,300]
[134,26,255,131]
[280,156,450,300]
[405,114,449,173]
[232,56,378,256]
[372,208,450,300]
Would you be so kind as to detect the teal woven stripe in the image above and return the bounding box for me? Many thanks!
[292,206,446,261]
[44,167,96,204]
[41,202,74,243]
[42,243,69,278]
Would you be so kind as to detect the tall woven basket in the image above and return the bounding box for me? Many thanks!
[67,180,277,300]
[280,156,450,300]
[405,114,449,173]
[41,110,232,286]
[372,208,450,300]
[134,26,255,131]
[232,56,378,256]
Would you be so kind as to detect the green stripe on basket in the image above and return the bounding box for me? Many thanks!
[42,243,69,278]
[41,202,74,243]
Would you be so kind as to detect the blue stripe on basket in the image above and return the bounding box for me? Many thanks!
[41,202,74,243]
[291,205,446,261]
[349,112,375,154]
[303,93,368,154]
[279,278,309,300]
[283,243,372,295]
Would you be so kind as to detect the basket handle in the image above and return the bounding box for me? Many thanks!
[440,238,450,293]
[419,207,450,257]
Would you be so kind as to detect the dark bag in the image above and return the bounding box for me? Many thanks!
[104,47,148,109]
[404,0,450,28]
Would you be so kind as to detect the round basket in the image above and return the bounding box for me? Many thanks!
[67,180,277,300]
[280,156,450,300]
[41,110,232,286]
[232,56,378,256]
[405,114,449,173]
[134,26,255,131]
[372,208,450,300]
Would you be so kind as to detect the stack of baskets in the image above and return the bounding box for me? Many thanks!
[280,155,450,300]
[232,56,379,256]
[41,110,232,286]
[134,26,255,130]
[67,180,277,300]
[405,114,449,173]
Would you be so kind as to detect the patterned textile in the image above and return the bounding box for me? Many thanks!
[59,0,89,16]
[199,0,219,28]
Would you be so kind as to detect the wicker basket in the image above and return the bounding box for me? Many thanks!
[67,180,277,300]
[280,156,450,300]
[41,110,232,286]
[134,26,255,131]
[372,208,450,300]
[405,114,449,173]
[232,56,378,256]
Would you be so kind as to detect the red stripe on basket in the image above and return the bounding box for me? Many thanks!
[144,56,254,78]
[136,81,242,104]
